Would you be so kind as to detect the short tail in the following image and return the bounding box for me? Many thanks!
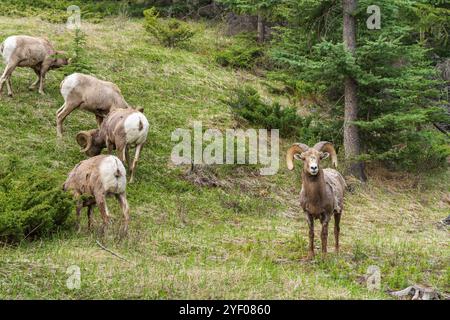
[114,158,123,178]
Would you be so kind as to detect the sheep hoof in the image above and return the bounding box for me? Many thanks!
[38,90,45,95]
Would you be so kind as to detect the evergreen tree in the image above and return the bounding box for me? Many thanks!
[270,0,450,172]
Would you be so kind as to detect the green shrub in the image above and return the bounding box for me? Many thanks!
[227,86,303,138]
[0,162,74,243]
[215,34,264,69]
[227,85,346,145]
[143,7,195,47]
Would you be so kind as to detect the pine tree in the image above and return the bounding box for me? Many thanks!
[63,28,95,75]
[270,0,450,172]
[343,0,366,181]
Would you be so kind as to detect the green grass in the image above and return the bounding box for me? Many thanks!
[0,16,449,299]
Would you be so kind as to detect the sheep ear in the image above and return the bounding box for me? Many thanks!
[320,152,330,160]
[294,153,304,161]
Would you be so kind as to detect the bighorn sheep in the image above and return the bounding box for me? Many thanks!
[57,73,132,137]
[63,155,130,235]
[75,108,149,183]
[286,141,346,259]
[0,35,68,96]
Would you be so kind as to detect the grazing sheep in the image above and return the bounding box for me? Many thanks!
[0,35,68,97]
[63,155,130,235]
[286,141,346,259]
[57,73,132,137]
[75,108,149,183]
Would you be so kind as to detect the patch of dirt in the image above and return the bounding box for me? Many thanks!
[183,165,228,188]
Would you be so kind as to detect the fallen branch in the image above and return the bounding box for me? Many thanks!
[389,284,444,300]
[96,240,133,265]
[433,122,449,136]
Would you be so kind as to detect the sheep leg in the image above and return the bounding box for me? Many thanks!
[87,205,94,231]
[334,212,341,253]
[56,103,65,117]
[29,66,41,90]
[306,213,315,259]
[38,68,49,95]
[95,115,104,128]
[106,139,114,154]
[0,62,17,96]
[37,60,51,95]
[320,214,331,256]
[116,142,127,164]
[129,144,143,184]
[6,78,13,97]
[95,193,110,237]
[56,101,81,137]
[116,193,130,237]
[75,200,83,232]
[125,146,131,168]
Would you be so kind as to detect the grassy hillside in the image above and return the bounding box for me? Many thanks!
[0,16,448,299]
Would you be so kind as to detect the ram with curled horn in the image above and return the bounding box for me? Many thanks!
[286,141,346,259]
[75,108,149,183]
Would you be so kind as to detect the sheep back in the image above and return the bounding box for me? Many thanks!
[1,35,53,66]
[323,168,346,213]
[101,109,149,147]
[60,73,129,115]
[64,155,126,197]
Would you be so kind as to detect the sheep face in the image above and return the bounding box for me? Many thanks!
[50,53,69,69]
[76,129,105,157]
[294,149,329,176]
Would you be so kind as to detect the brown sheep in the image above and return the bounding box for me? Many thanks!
[0,35,68,96]
[57,73,132,137]
[75,108,149,183]
[286,141,346,259]
[63,155,130,236]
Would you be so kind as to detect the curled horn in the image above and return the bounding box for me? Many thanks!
[313,141,338,168]
[76,131,93,153]
[286,143,310,170]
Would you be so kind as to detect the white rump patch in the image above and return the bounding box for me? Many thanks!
[60,73,80,100]
[99,156,127,194]
[124,112,149,145]
[2,36,18,63]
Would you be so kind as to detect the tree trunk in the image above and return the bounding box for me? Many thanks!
[343,0,366,181]
[257,13,265,43]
